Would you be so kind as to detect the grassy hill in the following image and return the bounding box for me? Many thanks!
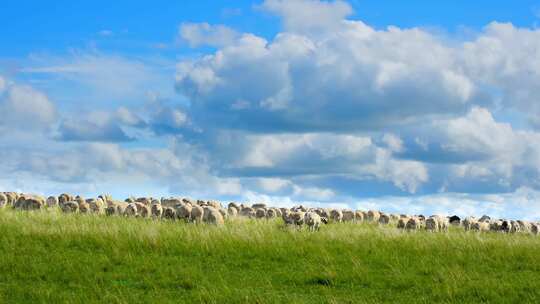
[1,209,540,303]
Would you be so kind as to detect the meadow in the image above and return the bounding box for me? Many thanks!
[1,208,540,303]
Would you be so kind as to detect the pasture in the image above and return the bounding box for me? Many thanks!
[1,208,540,303]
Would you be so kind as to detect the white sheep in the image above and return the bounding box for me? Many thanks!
[304,211,323,231]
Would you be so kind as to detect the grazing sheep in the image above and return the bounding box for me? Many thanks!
[151,203,163,218]
[240,207,256,218]
[489,220,504,232]
[124,203,138,217]
[135,202,150,218]
[227,206,238,217]
[88,198,105,214]
[98,194,113,206]
[462,217,478,231]
[202,206,224,225]
[255,208,267,219]
[176,203,192,222]
[425,216,449,232]
[291,211,305,227]
[341,210,355,222]
[0,193,7,208]
[367,210,381,222]
[46,196,59,208]
[330,209,343,223]
[58,193,74,207]
[162,206,176,220]
[78,200,90,214]
[61,201,79,213]
[449,215,461,226]
[471,221,490,232]
[354,210,364,222]
[510,220,521,233]
[517,220,532,234]
[397,216,410,229]
[228,202,240,211]
[531,223,540,236]
[191,205,204,223]
[266,208,278,219]
[282,210,294,225]
[378,213,391,225]
[304,212,323,231]
[405,217,424,231]
[3,192,18,206]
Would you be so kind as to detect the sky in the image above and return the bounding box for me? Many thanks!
[2,0,540,219]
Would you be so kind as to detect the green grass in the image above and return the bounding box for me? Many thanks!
[1,209,540,303]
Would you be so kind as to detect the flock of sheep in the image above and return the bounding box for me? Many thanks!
[1,191,539,235]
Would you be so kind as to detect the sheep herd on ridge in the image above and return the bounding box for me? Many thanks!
[0,191,538,235]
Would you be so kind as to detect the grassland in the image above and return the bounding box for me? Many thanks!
[1,209,540,303]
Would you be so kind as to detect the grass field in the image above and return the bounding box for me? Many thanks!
[1,209,540,303]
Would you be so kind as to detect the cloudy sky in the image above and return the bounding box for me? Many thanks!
[2,0,540,219]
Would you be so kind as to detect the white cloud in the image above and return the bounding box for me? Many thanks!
[261,0,353,35]
[0,79,56,132]
[179,22,240,47]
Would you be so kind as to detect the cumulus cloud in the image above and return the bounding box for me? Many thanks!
[0,78,56,132]
[179,23,240,47]
[261,0,353,35]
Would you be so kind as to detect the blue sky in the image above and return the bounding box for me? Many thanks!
[2,0,540,219]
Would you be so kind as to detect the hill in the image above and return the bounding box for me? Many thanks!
[1,209,539,303]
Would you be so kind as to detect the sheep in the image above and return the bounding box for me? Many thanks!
[202,206,224,225]
[291,211,305,227]
[378,213,391,225]
[98,194,113,206]
[304,211,323,231]
[448,215,461,226]
[471,221,490,232]
[0,193,7,208]
[124,203,138,217]
[78,200,90,214]
[240,207,255,218]
[88,198,105,214]
[354,210,364,222]
[151,203,163,219]
[190,205,204,223]
[228,202,240,211]
[3,192,18,206]
[61,201,79,213]
[367,210,381,222]
[266,208,278,219]
[489,220,504,232]
[397,216,410,229]
[162,206,176,220]
[531,223,540,236]
[510,220,521,233]
[462,217,478,231]
[500,220,512,233]
[16,195,45,210]
[135,202,150,218]
[282,210,294,225]
[330,209,343,223]
[227,206,238,217]
[58,193,74,208]
[46,196,59,208]
[255,208,267,219]
[176,203,192,222]
[425,216,449,232]
[341,210,355,222]
[405,217,424,231]
[517,220,532,234]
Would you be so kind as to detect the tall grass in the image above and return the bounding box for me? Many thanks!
[1,208,540,303]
